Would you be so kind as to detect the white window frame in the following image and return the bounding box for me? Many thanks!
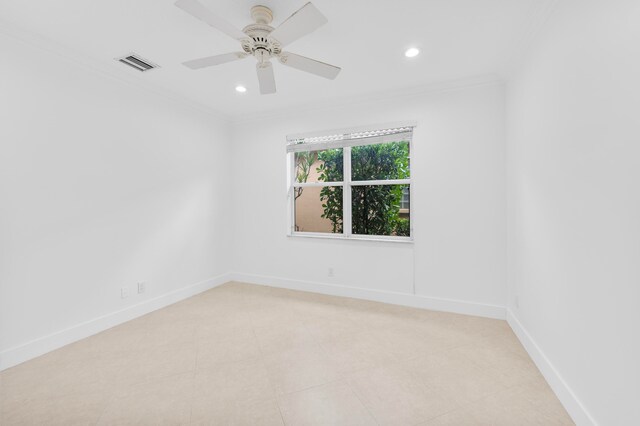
[286,122,415,243]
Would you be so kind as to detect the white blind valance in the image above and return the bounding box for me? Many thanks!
[286,122,416,153]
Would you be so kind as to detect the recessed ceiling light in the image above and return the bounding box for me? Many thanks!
[235,85,247,93]
[404,47,420,58]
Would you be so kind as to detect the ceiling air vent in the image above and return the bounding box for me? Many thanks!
[116,54,159,72]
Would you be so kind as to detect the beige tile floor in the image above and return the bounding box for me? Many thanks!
[0,282,574,425]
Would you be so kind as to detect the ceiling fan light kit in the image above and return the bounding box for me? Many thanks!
[175,0,342,95]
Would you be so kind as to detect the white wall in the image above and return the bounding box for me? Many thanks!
[0,30,232,367]
[507,0,640,424]
[231,82,507,314]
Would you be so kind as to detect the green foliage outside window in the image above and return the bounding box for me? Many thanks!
[317,142,410,236]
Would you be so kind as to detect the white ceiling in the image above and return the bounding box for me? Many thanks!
[0,0,553,118]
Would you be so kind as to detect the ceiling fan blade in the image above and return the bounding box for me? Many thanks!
[256,62,276,94]
[175,0,246,40]
[279,52,341,80]
[182,52,248,69]
[269,2,328,47]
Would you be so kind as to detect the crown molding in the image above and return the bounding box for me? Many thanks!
[231,73,505,125]
[0,18,233,124]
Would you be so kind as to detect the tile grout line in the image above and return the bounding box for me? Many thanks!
[345,380,381,426]
[249,323,288,426]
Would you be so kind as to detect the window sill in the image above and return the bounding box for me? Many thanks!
[288,232,414,244]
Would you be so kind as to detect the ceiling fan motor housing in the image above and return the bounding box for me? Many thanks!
[241,7,281,63]
[241,24,281,62]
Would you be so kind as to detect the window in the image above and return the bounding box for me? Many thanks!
[400,187,410,210]
[287,123,414,241]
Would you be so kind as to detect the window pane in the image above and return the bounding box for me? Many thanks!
[400,186,410,209]
[295,148,343,183]
[351,141,410,181]
[294,186,343,233]
[351,185,410,237]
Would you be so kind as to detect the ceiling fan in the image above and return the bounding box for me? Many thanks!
[175,0,341,94]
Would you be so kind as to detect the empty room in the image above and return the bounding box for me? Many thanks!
[0,0,638,425]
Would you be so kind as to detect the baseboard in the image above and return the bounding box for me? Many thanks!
[229,272,506,320]
[507,309,597,426]
[0,273,231,371]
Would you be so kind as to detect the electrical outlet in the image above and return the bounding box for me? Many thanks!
[121,286,129,299]
[328,267,334,277]
[137,282,146,294]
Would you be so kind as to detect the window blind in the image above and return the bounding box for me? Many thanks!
[286,122,416,153]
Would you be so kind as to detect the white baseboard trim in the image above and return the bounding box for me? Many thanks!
[229,272,506,320]
[507,309,597,426]
[0,273,231,371]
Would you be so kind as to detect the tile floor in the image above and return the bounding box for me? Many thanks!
[0,282,574,425]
